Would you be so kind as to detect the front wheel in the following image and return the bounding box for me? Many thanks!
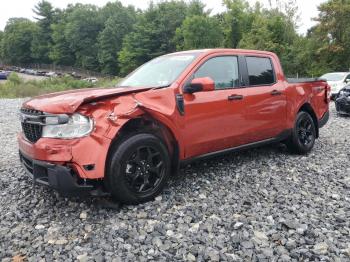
[286,111,316,154]
[106,133,171,204]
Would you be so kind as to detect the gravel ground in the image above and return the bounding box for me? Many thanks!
[0,99,349,262]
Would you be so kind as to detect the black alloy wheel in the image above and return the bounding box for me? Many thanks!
[124,146,165,193]
[297,117,314,146]
[286,111,316,154]
[106,133,171,204]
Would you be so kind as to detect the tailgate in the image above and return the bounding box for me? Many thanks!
[311,81,330,119]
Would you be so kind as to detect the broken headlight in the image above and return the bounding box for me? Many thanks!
[42,113,94,139]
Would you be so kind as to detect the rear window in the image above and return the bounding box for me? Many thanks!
[246,57,275,86]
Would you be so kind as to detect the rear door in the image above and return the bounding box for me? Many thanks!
[240,56,287,142]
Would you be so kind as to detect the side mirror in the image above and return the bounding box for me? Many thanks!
[345,79,350,84]
[183,77,215,94]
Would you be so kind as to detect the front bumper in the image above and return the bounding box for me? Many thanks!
[19,150,94,196]
[17,131,112,180]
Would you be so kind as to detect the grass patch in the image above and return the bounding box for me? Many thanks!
[0,73,121,98]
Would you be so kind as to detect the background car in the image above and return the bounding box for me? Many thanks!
[45,71,57,77]
[83,77,98,83]
[24,69,37,75]
[320,72,350,99]
[335,85,350,115]
[0,71,10,80]
[36,71,47,76]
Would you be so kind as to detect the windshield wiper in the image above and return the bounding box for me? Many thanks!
[116,85,170,90]
[150,84,170,90]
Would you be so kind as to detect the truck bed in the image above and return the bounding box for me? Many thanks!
[287,78,325,83]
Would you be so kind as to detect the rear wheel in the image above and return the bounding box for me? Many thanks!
[106,133,171,204]
[286,111,316,154]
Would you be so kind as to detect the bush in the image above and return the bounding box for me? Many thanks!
[7,72,22,85]
[0,74,122,98]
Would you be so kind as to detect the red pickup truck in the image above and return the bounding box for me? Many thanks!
[18,49,330,203]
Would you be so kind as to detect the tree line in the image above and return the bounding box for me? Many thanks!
[0,0,349,77]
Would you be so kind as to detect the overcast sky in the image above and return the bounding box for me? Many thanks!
[0,0,327,34]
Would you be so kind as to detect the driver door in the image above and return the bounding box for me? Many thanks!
[182,55,251,158]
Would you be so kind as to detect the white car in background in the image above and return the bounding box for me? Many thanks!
[320,72,350,99]
[45,71,57,77]
[83,77,98,83]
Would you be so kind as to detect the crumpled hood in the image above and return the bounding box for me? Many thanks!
[23,87,151,114]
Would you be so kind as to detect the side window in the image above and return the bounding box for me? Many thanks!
[246,57,275,86]
[194,56,240,90]
[345,74,350,81]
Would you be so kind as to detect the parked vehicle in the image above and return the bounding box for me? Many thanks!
[24,69,37,75]
[36,71,47,76]
[0,71,9,80]
[83,77,98,83]
[335,85,350,115]
[45,71,57,77]
[0,72,5,80]
[69,72,82,79]
[7,66,21,72]
[320,72,350,99]
[18,49,330,203]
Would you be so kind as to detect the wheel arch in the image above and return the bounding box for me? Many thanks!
[298,103,319,138]
[106,116,180,176]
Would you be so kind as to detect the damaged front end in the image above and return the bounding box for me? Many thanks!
[18,84,179,197]
[335,86,350,115]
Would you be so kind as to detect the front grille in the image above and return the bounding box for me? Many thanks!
[20,108,43,143]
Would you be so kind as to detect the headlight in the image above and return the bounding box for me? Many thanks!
[42,113,94,139]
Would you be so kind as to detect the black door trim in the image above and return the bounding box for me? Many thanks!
[180,129,292,166]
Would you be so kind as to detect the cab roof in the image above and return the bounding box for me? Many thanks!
[167,48,277,57]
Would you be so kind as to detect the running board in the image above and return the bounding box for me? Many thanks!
[181,129,291,165]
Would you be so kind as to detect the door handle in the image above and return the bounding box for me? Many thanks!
[271,90,282,96]
[228,95,244,101]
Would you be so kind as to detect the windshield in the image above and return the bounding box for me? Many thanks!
[321,73,347,81]
[119,54,198,88]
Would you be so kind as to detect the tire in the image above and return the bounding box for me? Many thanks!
[106,133,171,204]
[286,111,316,154]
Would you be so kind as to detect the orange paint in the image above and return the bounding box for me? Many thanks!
[18,49,330,181]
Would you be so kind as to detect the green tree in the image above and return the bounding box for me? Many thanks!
[118,1,188,75]
[64,4,103,70]
[97,2,136,75]
[49,7,77,66]
[50,21,75,65]
[2,18,38,65]
[312,0,350,72]
[0,31,4,62]
[238,8,298,76]
[175,15,224,50]
[186,0,207,16]
[222,0,256,48]
[31,0,57,63]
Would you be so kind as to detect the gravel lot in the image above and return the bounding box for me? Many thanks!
[0,99,349,261]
